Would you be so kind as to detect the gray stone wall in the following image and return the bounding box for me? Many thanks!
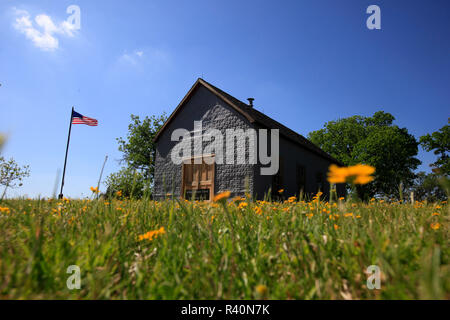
[153,85,255,199]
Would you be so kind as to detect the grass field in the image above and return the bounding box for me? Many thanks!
[0,193,448,299]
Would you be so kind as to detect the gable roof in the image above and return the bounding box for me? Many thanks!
[154,78,341,165]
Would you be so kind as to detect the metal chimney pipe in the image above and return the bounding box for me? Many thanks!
[247,98,254,108]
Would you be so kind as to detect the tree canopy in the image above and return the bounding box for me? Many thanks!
[104,166,148,199]
[308,111,421,199]
[116,113,167,181]
[0,134,5,151]
[0,156,30,200]
[410,172,446,202]
[105,113,167,198]
[420,119,449,176]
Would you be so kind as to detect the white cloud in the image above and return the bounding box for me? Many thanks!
[119,50,145,65]
[120,53,137,65]
[13,8,77,51]
[118,48,171,70]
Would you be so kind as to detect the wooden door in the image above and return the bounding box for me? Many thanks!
[181,156,215,200]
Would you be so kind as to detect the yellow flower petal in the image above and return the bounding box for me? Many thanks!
[213,191,231,202]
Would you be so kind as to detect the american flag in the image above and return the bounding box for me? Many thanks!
[72,110,98,126]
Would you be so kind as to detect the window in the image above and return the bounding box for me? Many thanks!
[185,189,210,200]
[271,157,283,197]
[316,172,324,192]
[296,165,306,195]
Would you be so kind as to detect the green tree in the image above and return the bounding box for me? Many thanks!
[0,156,30,200]
[308,111,421,199]
[419,119,449,176]
[116,113,167,181]
[0,134,5,152]
[106,113,167,198]
[104,167,147,199]
[410,172,447,202]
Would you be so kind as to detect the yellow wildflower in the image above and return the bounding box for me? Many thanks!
[116,190,122,197]
[238,202,248,209]
[213,191,231,202]
[432,212,440,216]
[288,196,296,203]
[327,164,375,185]
[344,212,353,218]
[353,175,374,184]
[0,206,11,214]
[347,164,375,176]
[327,164,347,183]
[334,224,339,230]
[90,186,99,194]
[138,227,166,241]
[312,191,323,202]
[430,222,440,230]
[255,284,268,296]
[278,189,284,193]
[254,206,262,215]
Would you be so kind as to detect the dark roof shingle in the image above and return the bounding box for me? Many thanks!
[154,78,341,165]
[200,79,341,164]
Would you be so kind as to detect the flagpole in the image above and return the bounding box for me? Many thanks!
[58,106,74,199]
[96,155,108,199]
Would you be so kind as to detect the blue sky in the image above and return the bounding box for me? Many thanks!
[1,0,449,198]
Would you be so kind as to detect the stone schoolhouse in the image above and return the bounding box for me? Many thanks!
[153,78,344,200]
